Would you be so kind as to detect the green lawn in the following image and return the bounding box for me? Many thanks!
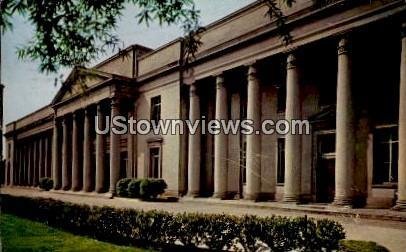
[0,213,151,252]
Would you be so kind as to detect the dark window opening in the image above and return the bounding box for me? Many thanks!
[373,127,398,185]
[277,138,285,184]
[149,147,161,178]
[150,96,161,122]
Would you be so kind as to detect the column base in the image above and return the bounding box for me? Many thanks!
[244,192,275,202]
[333,196,354,208]
[392,200,406,211]
[71,186,81,192]
[95,187,106,194]
[186,191,200,198]
[283,194,300,203]
[212,192,228,200]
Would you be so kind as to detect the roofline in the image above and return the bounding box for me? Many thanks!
[202,0,262,31]
[5,104,52,128]
[137,37,183,61]
[93,44,153,69]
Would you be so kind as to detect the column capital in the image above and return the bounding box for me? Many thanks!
[401,22,406,39]
[286,53,297,70]
[338,37,351,55]
[97,102,103,112]
[248,64,258,80]
[215,74,225,88]
[72,112,77,120]
[189,83,198,97]
[110,97,120,107]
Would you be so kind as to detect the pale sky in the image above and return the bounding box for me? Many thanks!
[1,0,255,125]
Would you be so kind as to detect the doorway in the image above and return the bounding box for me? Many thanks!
[316,133,336,203]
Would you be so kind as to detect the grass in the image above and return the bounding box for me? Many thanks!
[0,213,151,252]
[340,240,390,252]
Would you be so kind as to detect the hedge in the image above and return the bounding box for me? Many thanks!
[116,178,167,200]
[39,177,54,191]
[0,195,345,251]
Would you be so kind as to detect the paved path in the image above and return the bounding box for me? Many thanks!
[2,187,406,252]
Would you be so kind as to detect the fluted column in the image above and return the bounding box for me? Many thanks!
[52,119,61,189]
[334,37,355,206]
[71,113,81,191]
[61,118,70,190]
[44,137,49,178]
[109,98,120,195]
[95,104,106,193]
[27,142,33,186]
[283,53,302,203]
[127,107,136,178]
[187,83,201,197]
[83,108,93,192]
[18,146,22,185]
[395,23,406,210]
[213,74,228,199]
[22,145,27,185]
[38,138,44,180]
[245,64,262,200]
[33,140,39,186]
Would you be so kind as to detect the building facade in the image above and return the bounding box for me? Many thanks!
[3,0,406,209]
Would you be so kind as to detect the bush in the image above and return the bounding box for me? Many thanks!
[116,178,132,197]
[1,195,346,251]
[139,179,167,200]
[339,240,389,252]
[38,177,53,191]
[127,179,141,198]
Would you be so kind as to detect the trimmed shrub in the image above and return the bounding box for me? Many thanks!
[38,177,53,191]
[1,195,346,251]
[139,178,167,200]
[116,178,132,197]
[127,179,141,198]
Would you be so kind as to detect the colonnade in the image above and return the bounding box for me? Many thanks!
[186,27,406,209]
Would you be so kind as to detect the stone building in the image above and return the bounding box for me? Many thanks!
[3,0,406,209]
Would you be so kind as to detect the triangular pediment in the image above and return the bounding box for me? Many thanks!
[52,66,113,105]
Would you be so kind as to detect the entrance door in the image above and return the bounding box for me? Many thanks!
[316,133,336,203]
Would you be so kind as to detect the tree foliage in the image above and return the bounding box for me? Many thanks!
[0,0,367,73]
[1,0,201,72]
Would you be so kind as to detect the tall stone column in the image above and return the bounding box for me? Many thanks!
[33,140,39,186]
[83,108,93,192]
[61,118,70,190]
[334,37,355,206]
[95,104,106,193]
[187,83,201,197]
[245,64,262,200]
[127,109,137,178]
[17,146,22,185]
[9,139,16,186]
[44,137,49,178]
[213,74,229,199]
[38,138,44,180]
[71,113,81,191]
[109,98,120,195]
[283,53,302,203]
[52,119,61,189]
[395,23,406,210]
[22,145,26,185]
[27,142,32,186]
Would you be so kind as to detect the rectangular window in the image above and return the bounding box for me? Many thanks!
[277,138,285,184]
[150,96,161,122]
[373,126,398,185]
[277,85,286,113]
[149,147,161,178]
